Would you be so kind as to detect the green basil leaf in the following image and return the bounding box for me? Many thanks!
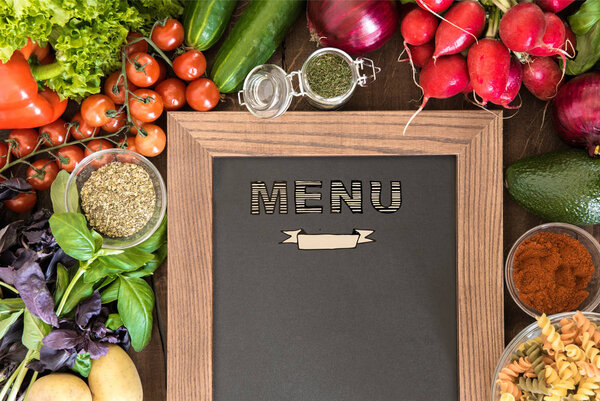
[134,216,166,253]
[85,248,154,283]
[100,280,119,304]
[54,263,69,304]
[71,352,92,377]
[50,170,79,214]
[125,244,167,278]
[0,298,25,313]
[60,278,95,316]
[568,0,600,35]
[566,21,600,75]
[118,276,154,352]
[0,310,23,339]
[106,313,123,330]
[22,310,51,357]
[91,230,103,254]
[96,249,124,257]
[49,213,100,260]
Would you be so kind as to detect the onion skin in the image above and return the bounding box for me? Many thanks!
[552,73,600,156]
[307,0,398,55]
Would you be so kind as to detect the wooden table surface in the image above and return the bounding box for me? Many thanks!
[0,4,584,400]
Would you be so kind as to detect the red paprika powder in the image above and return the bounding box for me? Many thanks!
[513,231,595,314]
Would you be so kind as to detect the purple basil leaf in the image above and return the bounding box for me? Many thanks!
[0,221,22,254]
[75,291,102,328]
[28,346,76,372]
[14,258,58,327]
[43,329,83,350]
[0,248,36,286]
[0,268,15,287]
[45,249,76,282]
[0,317,23,354]
[0,178,31,202]
[0,342,27,365]
[87,340,108,360]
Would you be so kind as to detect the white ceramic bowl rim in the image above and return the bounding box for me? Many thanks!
[65,148,167,249]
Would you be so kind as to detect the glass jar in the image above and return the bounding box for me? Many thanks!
[238,47,380,119]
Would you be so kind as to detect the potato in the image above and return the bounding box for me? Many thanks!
[28,373,92,401]
[88,344,143,401]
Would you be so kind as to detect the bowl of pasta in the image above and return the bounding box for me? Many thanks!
[492,311,600,401]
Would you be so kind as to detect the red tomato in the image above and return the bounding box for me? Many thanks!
[4,191,36,213]
[56,145,84,173]
[173,50,206,81]
[155,78,186,111]
[186,78,220,112]
[0,142,8,169]
[156,58,167,86]
[126,52,160,88]
[104,71,137,104]
[102,112,127,133]
[129,89,164,123]
[32,43,50,62]
[69,112,98,140]
[39,118,68,147]
[26,159,59,191]
[129,117,145,135]
[85,139,115,168]
[124,32,148,58]
[117,136,138,163]
[81,94,116,127]
[151,18,184,51]
[9,129,39,158]
[136,124,166,157]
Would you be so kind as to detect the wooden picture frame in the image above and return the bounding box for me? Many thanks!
[167,111,504,401]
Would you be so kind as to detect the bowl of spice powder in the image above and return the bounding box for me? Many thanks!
[65,148,166,249]
[505,223,600,317]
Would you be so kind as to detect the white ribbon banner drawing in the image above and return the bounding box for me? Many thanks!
[281,229,374,250]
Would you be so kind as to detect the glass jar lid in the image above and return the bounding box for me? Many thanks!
[238,64,303,119]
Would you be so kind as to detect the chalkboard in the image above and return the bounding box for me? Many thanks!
[167,111,504,401]
[212,156,457,401]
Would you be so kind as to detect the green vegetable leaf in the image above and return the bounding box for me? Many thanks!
[117,276,154,352]
[49,213,101,260]
[54,263,69,304]
[134,216,166,253]
[22,310,51,357]
[566,21,600,75]
[106,313,123,330]
[125,243,166,278]
[0,298,25,313]
[60,277,95,316]
[0,310,23,339]
[71,352,92,377]
[50,170,79,214]
[100,280,119,304]
[85,248,154,283]
[568,0,600,35]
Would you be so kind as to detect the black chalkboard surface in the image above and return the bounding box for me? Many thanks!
[212,156,457,401]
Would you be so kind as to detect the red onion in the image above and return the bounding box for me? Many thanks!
[553,73,600,156]
[307,0,398,55]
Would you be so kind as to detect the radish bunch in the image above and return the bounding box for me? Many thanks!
[400,0,577,133]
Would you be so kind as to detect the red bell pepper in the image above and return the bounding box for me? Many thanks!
[0,44,68,129]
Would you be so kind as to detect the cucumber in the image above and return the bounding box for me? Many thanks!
[210,0,304,93]
[184,0,237,51]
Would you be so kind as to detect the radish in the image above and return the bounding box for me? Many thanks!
[467,38,511,104]
[499,3,547,52]
[400,7,439,46]
[416,0,453,14]
[535,0,575,13]
[401,42,434,68]
[523,56,563,101]
[403,54,469,135]
[433,1,486,59]
[491,56,523,108]
[528,13,566,56]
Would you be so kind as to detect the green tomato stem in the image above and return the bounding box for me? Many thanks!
[56,265,87,317]
[30,62,65,81]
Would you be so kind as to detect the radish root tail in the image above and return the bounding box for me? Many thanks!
[403,98,428,136]
[404,41,423,91]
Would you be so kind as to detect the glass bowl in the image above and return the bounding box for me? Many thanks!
[505,222,600,318]
[491,311,600,401]
[65,148,166,249]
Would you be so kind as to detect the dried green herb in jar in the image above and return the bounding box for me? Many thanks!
[306,53,353,99]
[80,162,155,238]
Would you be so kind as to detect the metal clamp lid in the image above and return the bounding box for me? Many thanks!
[354,57,381,87]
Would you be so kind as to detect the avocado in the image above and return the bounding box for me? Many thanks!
[506,149,600,225]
